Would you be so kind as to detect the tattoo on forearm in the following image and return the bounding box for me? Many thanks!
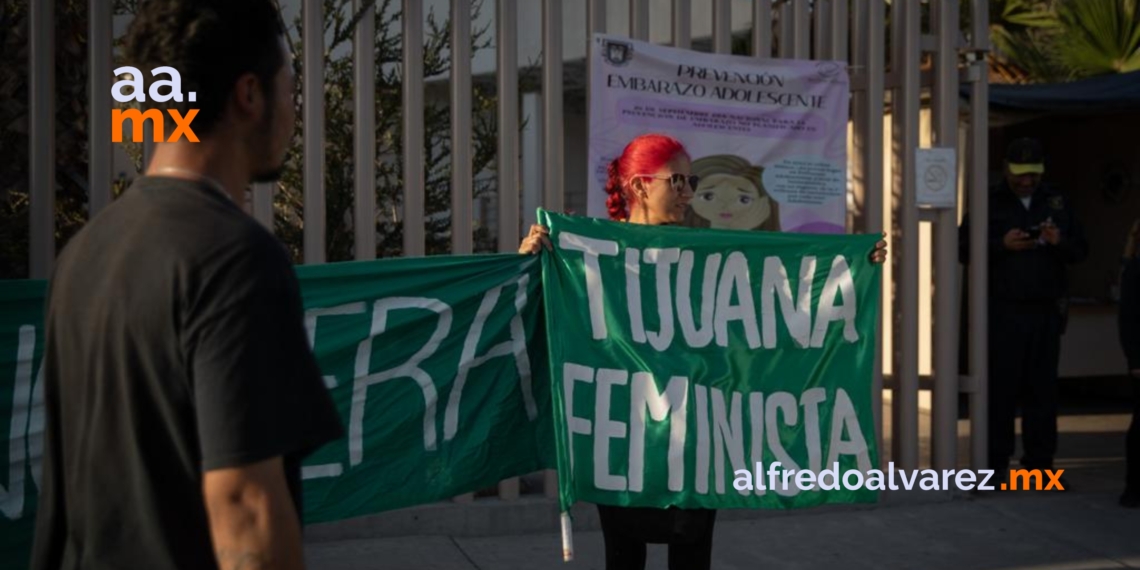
[217,549,273,570]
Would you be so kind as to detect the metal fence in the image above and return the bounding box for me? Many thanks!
[24,0,991,506]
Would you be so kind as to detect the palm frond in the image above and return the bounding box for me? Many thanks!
[1055,0,1140,77]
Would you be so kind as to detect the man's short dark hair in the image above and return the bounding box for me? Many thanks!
[122,0,287,137]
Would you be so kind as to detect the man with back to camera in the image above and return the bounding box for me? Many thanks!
[958,137,1088,479]
[30,1,343,569]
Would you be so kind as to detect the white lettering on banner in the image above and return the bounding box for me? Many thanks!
[800,388,827,474]
[760,256,816,348]
[303,303,362,479]
[446,274,537,441]
[560,232,865,351]
[561,363,872,497]
[765,392,801,497]
[628,373,688,492]
[811,256,859,347]
[559,233,620,340]
[509,274,539,422]
[625,248,646,343]
[594,369,628,491]
[714,252,761,349]
[563,363,595,471]
[643,248,681,351]
[27,362,44,491]
[302,464,344,479]
[711,387,746,495]
[695,384,710,495]
[306,302,367,390]
[825,388,873,472]
[676,251,720,348]
[2,326,34,520]
[350,298,451,466]
[748,392,765,496]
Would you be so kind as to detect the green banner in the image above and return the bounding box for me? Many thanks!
[539,211,881,513]
[0,255,555,568]
[1,213,882,567]
[0,280,46,570]
[294,254,554,521]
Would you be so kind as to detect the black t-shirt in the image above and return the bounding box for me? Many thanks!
[30,177,344,570]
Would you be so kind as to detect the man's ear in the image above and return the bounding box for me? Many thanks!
[231,74,263,120]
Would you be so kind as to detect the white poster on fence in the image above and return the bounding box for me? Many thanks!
[587,33,850,234]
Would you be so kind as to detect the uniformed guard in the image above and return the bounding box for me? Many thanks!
[959,137,1088,476]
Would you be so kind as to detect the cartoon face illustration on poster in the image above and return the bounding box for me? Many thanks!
[685,154,781,232]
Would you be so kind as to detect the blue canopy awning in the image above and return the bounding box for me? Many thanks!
[965,70,1140,113]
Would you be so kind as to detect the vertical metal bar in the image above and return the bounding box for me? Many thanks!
[753,0,772,57]
[543,0,568,495]
[542,0,564,214]
[451,0,473,255]
[713,0,732,54]
[969,0,990,471]
[497,0,520,253]
[536,2,568,498]
[303,0,326,264]
[439,7,470,509]
[778,1,794,58]
[932,0,960,472]
[674,0,691,49]
[590,0,607,37]
[852,0,886,463]
[89,0,112,217]
[521,92,542,230]
[851,0,868,455]
[832,0,849,62]
[869,0,887,468]
[355,0,377,260]
[792,0,810,58]
[630,0,649,41]
[253,183,275,231]
[586,0,604,219]
[891,0,921,472]
[29,0,54,279]
[403,0,426,257]
[815,0,831,59]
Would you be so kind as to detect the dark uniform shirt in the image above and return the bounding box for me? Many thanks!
[1119,256,1140,370]
[30,177,344,570]
[959,181,1088,303]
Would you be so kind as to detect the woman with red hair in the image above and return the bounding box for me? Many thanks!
[520,133,887,569]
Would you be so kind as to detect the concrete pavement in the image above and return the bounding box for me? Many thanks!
[305,490,1140,569]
